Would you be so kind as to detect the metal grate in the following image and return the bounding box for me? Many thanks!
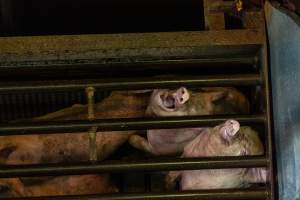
[0,10,275,200]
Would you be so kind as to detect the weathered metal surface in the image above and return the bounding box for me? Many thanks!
[203,0,226,30]
[0,74,262,93]
[265,2,300,200]
[0,156,267,177]
[259,3,276,200]
[0,115,265,135]
[243,11,265,29]
[0,30,264,64]
[0,188,267,200]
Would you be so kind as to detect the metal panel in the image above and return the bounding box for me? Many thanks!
[265,2,300,200]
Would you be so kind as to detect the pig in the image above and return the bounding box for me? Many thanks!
[165,120,267,190]
[0,91,150,165]
[0,175,117,197]
[0,91,151,197]
[129,87,250,155]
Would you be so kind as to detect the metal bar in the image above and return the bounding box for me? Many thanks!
[0,74,262,93]
[85,87,98,162]
[260,20,276,200]
[0,30,264,63]
[0,156,267,178]
[0,56,257,69]
[0,115,266,135]
[0,188,267,200]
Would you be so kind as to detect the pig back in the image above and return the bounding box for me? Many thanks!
[0,91,150,164]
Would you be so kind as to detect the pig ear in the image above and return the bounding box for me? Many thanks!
[220,120,240,142]
[0,146,17,160]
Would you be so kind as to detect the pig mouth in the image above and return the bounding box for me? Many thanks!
[160,94,176,110]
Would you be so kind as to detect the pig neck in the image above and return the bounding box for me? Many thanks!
[237,127,264,156]
[186,95,212,116]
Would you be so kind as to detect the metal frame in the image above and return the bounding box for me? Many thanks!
[0,8,275,200]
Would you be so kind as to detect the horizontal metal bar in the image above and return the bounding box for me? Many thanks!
[0,30,264,63]
[0,115,265,135]
[0,156,268,178]
[0,56,256,69]
[1,188,267,200]
[0,74,261,93]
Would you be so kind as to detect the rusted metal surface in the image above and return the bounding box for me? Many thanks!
[0,156,267,177]
[259,4,276,200]
[0,30,264,63]
[86,87,98,162]
[0,115,265,135]
[0,74,262,93]
[203,0,226,30]
[0,188,267,200]
[243,11,265,29]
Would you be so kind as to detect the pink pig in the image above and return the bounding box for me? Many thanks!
[166,120,267,190]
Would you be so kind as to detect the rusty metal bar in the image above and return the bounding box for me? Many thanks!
[0,56,257,70]
[85,87,98,162]
[260,22,276,200]
[0,74,262,93]
[0,115,265,135]
[0,188,267,200]
[0,156,267,178]
[0,30,264,63]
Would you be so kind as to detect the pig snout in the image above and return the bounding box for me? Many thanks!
[220,120,240,141]
[175,87,189,105]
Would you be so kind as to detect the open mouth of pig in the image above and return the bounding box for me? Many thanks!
[160,94,176,110]
[159,87,189,111]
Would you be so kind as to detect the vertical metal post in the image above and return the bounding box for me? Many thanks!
[86,87,98,162]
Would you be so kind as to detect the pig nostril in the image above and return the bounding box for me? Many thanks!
[182,90,185,94]
[180,98,183,102]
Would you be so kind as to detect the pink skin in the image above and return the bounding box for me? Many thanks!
[166,120,267,190]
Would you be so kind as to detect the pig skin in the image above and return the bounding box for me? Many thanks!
[1,175,117,197]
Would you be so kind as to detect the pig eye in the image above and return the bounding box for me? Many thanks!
[180,97,183,101]
[182,90,185,94]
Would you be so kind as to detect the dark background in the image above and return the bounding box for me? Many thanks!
[0,0,204,36]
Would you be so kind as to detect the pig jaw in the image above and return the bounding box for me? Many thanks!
[180,169,248,190]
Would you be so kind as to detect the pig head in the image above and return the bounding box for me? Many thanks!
[129,87,250,155]
[166,120,267,190]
